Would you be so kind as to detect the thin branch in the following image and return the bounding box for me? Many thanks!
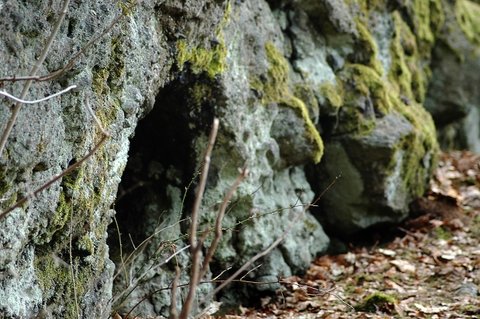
[0,0,71,157]
[0,85,76,104]
[190,118,219,248]
[0,134,108,221]
[0,99,110,221]
[199,167,249,279]
[111,244,191,308]
[69,209,80,318]
[169,266,181,319]
[0,1,136,84]
[240,263,262,281]
[112,218,188,281]
[124,278,282,317]
[179,118,219,319]
[112,215,129,289]
[212,266,232,281]
[201,174,341,304]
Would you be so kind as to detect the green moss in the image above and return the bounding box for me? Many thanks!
[456,0,480,45]
[389,12,429,103]
[434,226,452,240]
[352,0,385,12]
[92,36,125,96]
[52,193,73,235]
[35,253,96,318]
[294,83,320,121]
[395,105,438,197]
[78,234,95,255]
[190,82,214,107]
[250,42,324,163]
[411,0,437,44]
[328,64,391,136]
[355,20,384,75]
[177,40,227,78]
[319,81,344,110]
[176,1,231,78]
[382,10,439,197]
[117,0,137,16]
[355,292,397,312]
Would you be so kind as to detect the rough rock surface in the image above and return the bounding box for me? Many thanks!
[0,0,478,318]
[425,0,480,153]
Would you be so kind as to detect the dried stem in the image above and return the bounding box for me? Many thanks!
[199,167,249,279]
[0,0,71,156]
[201,174,340,304]
[0,100,110,221]
[179,118,219,319]
[0,85,77,104]
[169,266,181,319]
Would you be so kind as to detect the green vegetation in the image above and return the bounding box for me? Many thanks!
[250,42,324,163]
[434,226,453,240]
[355,292,397,312]
[456,0,480,45]
[176,1,231,78]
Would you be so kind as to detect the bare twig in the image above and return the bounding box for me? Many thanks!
[190,118,219,248]
[0,0,71,156]
[0,100,110,221]
[69,208,80,318]
[169,266,181,319]
[200,167,249,279]
[179,118,219,319]
[112,218,188,281]
[278,280,354,311]
[0,134,108,221]
[201,174,341,304]
[0,1,136,84]
[112,215,129,289]
[0,85,77,104]
[111,244,191,308]
[124,278,282,317]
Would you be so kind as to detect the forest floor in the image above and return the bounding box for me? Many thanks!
[215,151,480,319]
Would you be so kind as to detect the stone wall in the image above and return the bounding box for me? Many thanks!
[0,0,478,317]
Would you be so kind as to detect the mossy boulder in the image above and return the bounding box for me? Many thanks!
[303,1,439,235]
[425,0,480,152]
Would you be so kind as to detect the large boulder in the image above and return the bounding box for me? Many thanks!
[112,0,330,315]
[3,0,479,318]
[284,1,440,235]
[425,0,480,153]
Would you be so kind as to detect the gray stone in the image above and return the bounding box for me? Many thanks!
[425,1,480,153]
[1,0,478,318]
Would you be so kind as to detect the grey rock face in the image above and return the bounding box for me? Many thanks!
[285,2,439,236]
[425,1,480,153]
[111,0,329,315]
[3,0,476,318]
[0,0,170,317]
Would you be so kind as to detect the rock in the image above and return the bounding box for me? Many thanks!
[425,0,480,153]
[0,0,172,317]
[1,0,479,318]
[111,0,329,316]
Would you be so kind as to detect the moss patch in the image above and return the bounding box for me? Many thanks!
[389,12,429,103]
[177,40,227,79]
[250,42,324,164]
[34,251,101,319]
[92,36,126,97]
[456,0,480,45]
[354,20,384,74]
[176,1,231,78]
[355,292,397,312]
